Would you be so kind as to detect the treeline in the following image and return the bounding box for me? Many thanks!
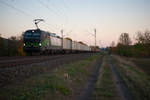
[109,30,150,57]
[0,34,25,56]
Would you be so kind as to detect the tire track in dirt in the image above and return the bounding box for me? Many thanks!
[108,56,132,100]
[78,56,103,100]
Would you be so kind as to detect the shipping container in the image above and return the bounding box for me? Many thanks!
[63,38,72,50]
[49,36,62,49]
[72,41,78,50]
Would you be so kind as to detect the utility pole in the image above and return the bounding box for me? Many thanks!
[94,28,96,47]
[94,29,97,52]
[99,40,102,48]
[61,29,63,49]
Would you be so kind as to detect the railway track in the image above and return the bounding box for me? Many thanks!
[0,53,93,87]
[0,54,91,68]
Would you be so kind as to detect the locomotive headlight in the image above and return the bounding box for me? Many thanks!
[39,43,41,46]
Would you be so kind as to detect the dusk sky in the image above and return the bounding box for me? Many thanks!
[0,0,150,47]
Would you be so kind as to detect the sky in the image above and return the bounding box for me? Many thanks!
[0,0,150,47]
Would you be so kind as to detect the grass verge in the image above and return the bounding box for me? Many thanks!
[131,58,150,75]
[111,55,150,100]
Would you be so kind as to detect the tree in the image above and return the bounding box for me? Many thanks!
[0,35,5,56]
[111,31,150,57]
[7,36,18,56]
[17,33,26,56]
[114,33,132,56]
[119,33,132,45]
[135,30,150,57]
[136,30,150,44]
[9,36,18,41]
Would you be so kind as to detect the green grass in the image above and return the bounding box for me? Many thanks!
[132,58,150,75]
[111,56,150,100]
[0,74,69,100]
[127,65,148,78]
[0,54,100,100]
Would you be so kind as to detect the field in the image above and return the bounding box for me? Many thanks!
[0,53,150,100]
[129,58,150,75]
[111,55,150,100]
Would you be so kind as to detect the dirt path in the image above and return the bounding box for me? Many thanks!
[108,56,132,100]
[76,55,133,100]
[78,56,103,100]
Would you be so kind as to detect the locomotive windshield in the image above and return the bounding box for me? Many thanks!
[32,33,40,37]
[24,31,40,38]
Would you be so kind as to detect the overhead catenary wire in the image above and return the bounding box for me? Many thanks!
[62,0,71,10]
[38,0,62,17]
[58,0,69,25]
[0,0,34,18]
[47,0,68,18]
[0,0,62,32]
[0,0,71,36]
[37,0,71,34]
[37,0,66,29]
[38,0,68,28]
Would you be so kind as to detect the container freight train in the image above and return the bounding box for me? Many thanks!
[23,29,92,55]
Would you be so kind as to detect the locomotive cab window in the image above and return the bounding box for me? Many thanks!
[24,32,32,38]
[32,33,40,38]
